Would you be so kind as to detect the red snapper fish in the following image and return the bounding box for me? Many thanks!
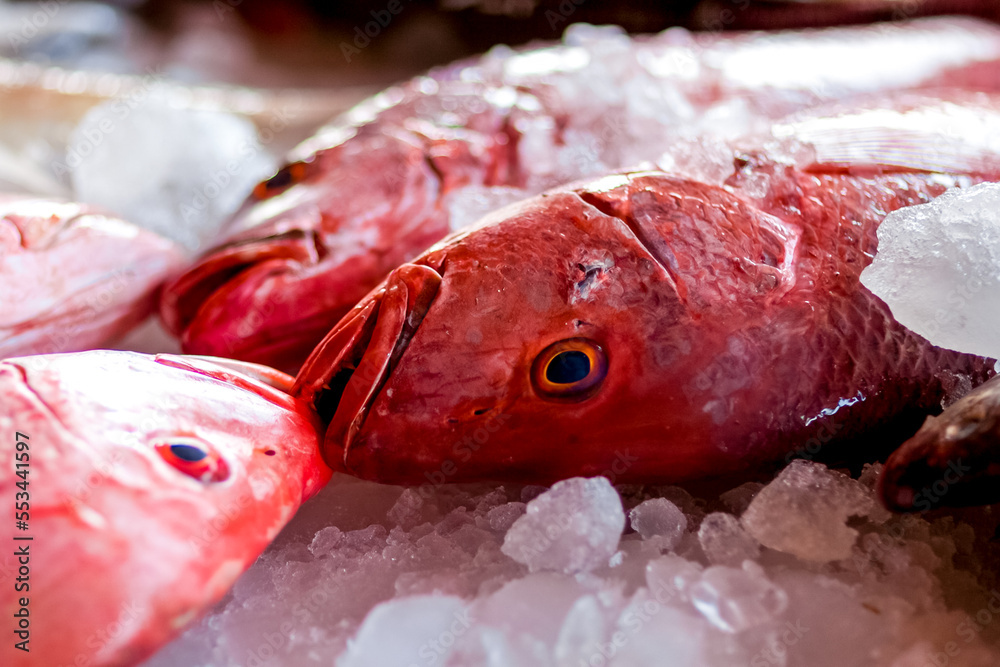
[0,351,331,667]
[292,94,1000,492]
[161,16,1000,372]
[0,197,185,360]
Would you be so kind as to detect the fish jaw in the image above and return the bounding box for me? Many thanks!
[0,199,185,358]
[0,351,330,666]
[294,263,443,472]
[160,131,451,372]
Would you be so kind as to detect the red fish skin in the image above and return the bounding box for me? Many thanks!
[1,198,185,360]
[294,99,1000,487]
[161,17,1000,372]
[0,351,331,667]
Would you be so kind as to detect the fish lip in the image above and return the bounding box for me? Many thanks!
[293,263,442,470]
[160,229,324,336]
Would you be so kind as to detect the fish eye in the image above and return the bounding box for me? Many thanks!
[532,338,608,401]
[252,160,312,200]
[154,439,229,483]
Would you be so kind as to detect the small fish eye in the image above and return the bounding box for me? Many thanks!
[170,443,207,462]
[252,160,311,200]
[532,338,608,401]
[546,350,591,384]
[155,439,229,483]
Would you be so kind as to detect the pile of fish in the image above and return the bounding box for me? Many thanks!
[4,14,1000,667]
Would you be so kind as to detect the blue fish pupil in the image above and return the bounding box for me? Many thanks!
[547,351,591,384]
[171,443,208,462]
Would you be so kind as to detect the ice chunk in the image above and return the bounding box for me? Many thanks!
[629,498,687,549]
[501,477,625,573]
[337,595,467,667]
[148,420,1000,666]
[689,563,788,633]
[69,94,276,253]
[474,574,588,648]
[645,554,703,605]
[741,460,887,562]
[861,182,1000,360]
[609,597,710,666]
[486,502,527,533]
[554,595,607,667]
[698,512,760,566]
[387,489,425,529]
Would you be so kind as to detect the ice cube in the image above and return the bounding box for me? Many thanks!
[387,489,425,529]
[689,562,788,633]
[645,554,704,605]
[741,460,886,562]
[69,93,276,253]
[337,595,468,667]
[698,512,760,566]
[861,182,1000,360]
[553,595,607,667]
[629,498,687,549]
[501,477,625,573]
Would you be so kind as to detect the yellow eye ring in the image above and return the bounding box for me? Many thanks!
[531,338,608,401]
[252,159,312,200]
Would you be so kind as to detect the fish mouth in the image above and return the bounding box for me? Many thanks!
[292,263,442,470]
[160,229,324,336]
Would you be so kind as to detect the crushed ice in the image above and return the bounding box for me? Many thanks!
[69,93,276,253]
[862,182,1000,361]
[146,462,1000,667]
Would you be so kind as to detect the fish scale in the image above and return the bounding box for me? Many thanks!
[162,17,1000,372]
[292,95,1000,490]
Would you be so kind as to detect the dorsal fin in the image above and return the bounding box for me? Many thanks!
[772,95,1000,175]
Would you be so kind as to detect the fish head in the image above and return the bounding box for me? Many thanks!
[0,197,185,359]
[295,173,800,486]
[0,350,331,665]
[160,128,446,373]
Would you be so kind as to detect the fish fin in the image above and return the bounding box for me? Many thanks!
[774,98,1000,175]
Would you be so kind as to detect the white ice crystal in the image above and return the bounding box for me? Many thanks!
[69,94,275,253]
[861,182,1000,360]
[741,460,888,562]
[629,497,687,549]
[698,512,761,566]
[501,476,625,573]
[146,461,1000,667]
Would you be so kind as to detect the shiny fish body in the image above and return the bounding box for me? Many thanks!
[0,351,330,666]
[0,197,184,359]
[162,16,1000,372]
[293,94,1000,487]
